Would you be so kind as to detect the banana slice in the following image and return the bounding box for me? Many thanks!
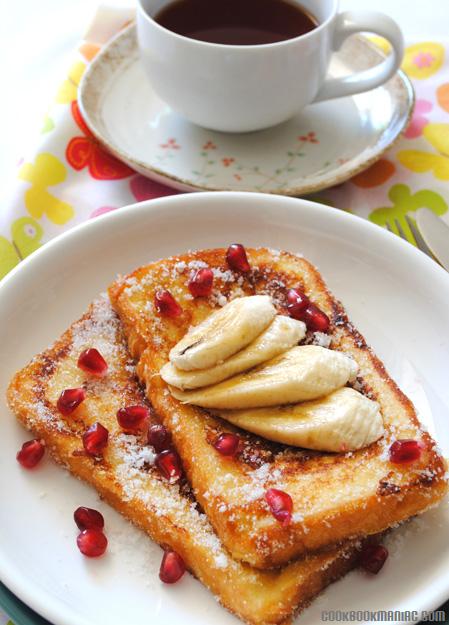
[214,387,383,452]
[161,316,306,390]
[169,345,359,409]
[169,295,276,371]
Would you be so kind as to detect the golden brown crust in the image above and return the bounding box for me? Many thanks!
[109,247,448,569]
[7,297,368,625]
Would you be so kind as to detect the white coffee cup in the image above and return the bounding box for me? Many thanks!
[137,0,404,133]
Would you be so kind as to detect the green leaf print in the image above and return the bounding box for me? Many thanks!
[369,184,448,245]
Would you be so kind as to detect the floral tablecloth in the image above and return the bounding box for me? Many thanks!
[1,10,449,279]
[1,5,449,624]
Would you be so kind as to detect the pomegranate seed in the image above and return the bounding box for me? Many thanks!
[77,348,108,377]
[77,529,108,557]
[74,506,105,531]
[117,405,148,432]
[159,550,185,584]
[213,433,240,457]
[287,288,308,306]
[82,423,109,456]
[287,288,309,320]
[265,488,293,527]
[16,439,45,469]
[303,303,330,333]
[154,290,182,318]
[148,424,172,453]
[155,449,183,482]
[57,388,86,416]
[389,439,424,464]
[359,544,388,574]
[226,244,251,272]
[188,268,214,298]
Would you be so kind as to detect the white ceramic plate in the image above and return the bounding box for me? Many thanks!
[79,25,414,195]
[0,192,448,625]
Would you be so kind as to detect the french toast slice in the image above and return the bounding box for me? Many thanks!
[7,297,370,625]
[109,247,448,569]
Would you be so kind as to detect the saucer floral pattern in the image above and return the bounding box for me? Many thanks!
[155,133,325,190]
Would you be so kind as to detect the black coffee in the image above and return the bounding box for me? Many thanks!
[153,0,318,45]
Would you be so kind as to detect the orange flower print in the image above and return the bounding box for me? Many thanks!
[222,157,235,167]
[160,138,180,149]
[234,174,242,181]
[351,159,396,188]
[66,101,134,180]
[298,131,319,143]
[79,42,101,62]
[203,141,217,150]
[437,84,449,113]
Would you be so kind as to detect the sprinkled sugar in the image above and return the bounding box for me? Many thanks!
[20,295,234,572]
[312,332,332,348]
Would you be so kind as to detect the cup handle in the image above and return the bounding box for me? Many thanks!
[313,11,404,102]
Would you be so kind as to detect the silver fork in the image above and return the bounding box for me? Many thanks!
[385,215,438,261]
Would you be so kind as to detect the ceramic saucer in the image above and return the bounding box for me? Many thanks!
[79,25,414,195]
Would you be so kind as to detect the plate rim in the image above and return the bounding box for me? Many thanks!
[78,24,415,196]
[0,582,51,625]
[1,191,449,625]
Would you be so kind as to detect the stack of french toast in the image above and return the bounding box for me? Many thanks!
[7,246,448,625]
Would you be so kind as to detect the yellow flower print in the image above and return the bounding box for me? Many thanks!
[55,60,86,104]
[402,43,444,79]
[423,123,449,156]
[19,153,74,225]
[397,123,449,180]
[367,41,444,79]
[0,217,43,279]
[397,151,449,180]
